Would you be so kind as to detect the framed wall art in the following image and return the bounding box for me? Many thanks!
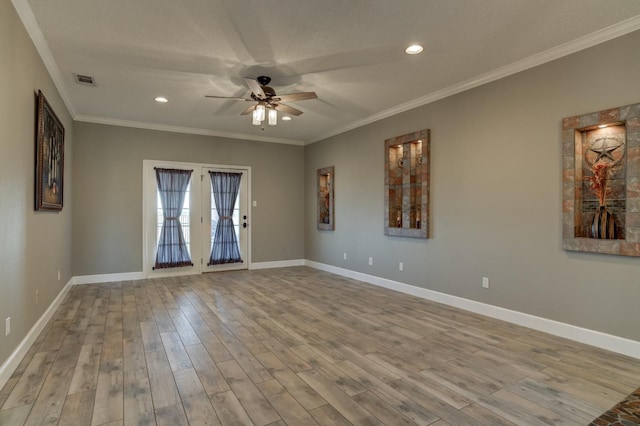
[384,129,430,238]
[35,90,65,211]
[317,166,334,230]
[562,102,640,256]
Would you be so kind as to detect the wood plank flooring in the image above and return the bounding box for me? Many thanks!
[1,266,639,425]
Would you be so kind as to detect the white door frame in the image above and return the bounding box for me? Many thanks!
[142,159,251,278]
[202,166,249,273]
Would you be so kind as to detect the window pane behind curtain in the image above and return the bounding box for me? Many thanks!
[210,188,239,253]
[209,171,242,265]
[155,168,193,269]
[158,182,191,254]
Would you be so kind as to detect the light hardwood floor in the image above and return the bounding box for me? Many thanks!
[1,267,639,425]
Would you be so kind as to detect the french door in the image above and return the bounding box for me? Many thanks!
[143,160,250,277]
[202,167,249,272]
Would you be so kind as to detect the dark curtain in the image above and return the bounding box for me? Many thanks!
[209,171,243,265]
[154,168,193,269]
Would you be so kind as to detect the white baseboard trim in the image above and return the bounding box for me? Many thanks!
[67,260,640,358]
[0,278,73,391]
[250,259,305,270]
[72,271,146,285]
[70,261,307,283]
[304,260,640,359]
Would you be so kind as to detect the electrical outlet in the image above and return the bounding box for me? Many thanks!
[36,290,40,304]
[482,277,490,288]
[368,257,373,266]
[57,270,61,281]
[343,252,347,260]
[5,317,10,336]
[399,262,404,271]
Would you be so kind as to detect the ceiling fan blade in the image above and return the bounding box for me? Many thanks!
[205,95,252,101]
[240,104,257,116]
[274,103,303,116]
[244,77,266,99]
[273,92,318,102]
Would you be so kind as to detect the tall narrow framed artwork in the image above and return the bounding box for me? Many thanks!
[35,90,65,211]
[317,166,334,230]
[562,102,640,256]
[385,129,430,238]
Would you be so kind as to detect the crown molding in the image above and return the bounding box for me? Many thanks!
[11,0,76,117]
[307,14,640,145]
[13,0,640,146]
[11,0,301,146]
[74,115,305,146]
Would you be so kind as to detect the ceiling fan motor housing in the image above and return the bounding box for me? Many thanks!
[206,75,316,117]
[262,86,276,97]
[256,75,272,86]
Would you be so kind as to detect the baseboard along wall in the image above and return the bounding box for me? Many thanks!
[0,278,73,392]
[303,260,640,359]
[2,259,638,392]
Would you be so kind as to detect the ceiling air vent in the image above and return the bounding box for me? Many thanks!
[74,73,96,86]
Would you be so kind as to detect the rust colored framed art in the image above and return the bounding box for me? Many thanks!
[562,102,640,256]
[317,166,334,230]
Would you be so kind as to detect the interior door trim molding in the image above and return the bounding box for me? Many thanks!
[142,159,251,278]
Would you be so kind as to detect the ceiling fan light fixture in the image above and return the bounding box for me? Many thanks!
[256,103,266,121]
[252,109,261,125]
[405,44,424,55]
[206,76,316,127]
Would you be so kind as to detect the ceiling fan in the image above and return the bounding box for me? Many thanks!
[205,76,317,125]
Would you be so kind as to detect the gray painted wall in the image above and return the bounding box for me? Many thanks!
[3,0,640,373]
[72,123,304,275]
[305,30,640,342]
[0,2,74,366]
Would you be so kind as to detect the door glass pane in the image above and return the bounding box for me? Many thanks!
[157,181,191,256]
[210,186,240,253]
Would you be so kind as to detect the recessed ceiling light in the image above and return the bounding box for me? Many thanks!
[155,97,168,103]
[405,44,423,55]
[282,116,292,121]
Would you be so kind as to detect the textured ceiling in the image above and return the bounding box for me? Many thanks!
[15,0,640,144]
